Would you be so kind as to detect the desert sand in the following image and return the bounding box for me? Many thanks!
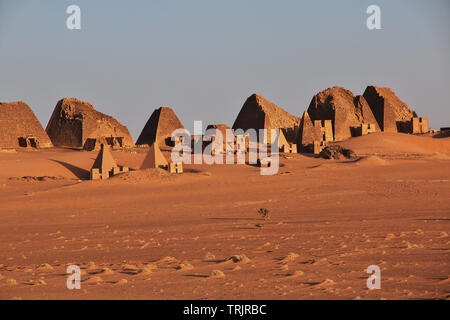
[0,132,449,300]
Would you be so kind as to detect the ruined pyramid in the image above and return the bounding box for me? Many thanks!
[136,107,184,147]
[0,101,53,149]
[141,143,169,169]
[46,98,134,149]
[232,94,300,143]
[306,87,380,141]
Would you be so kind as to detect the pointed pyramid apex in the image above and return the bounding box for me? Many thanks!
[141,143,169,169]
[91,143,117,174]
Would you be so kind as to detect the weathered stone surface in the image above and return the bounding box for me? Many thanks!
[136,107,184,147]
[0,101,52,149]
[307,87,380,141]
[46,98,134,148]
[297,111,314,152]
[363,86,416,133]
[232,94,300,143]
[319,145,357,160]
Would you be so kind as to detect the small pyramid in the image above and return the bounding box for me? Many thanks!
[141,143,169,169]
[91,144,117,174]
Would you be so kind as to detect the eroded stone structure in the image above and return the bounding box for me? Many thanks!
[307,87,380,141]
[46,98,134,149]
[0,101,52,149]
[411,117,429,134]
[136,107,184,147]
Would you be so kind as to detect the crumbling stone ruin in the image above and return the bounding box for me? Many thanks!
[298,85,426,155]
[232,94,300,144]
[297,111,333,154]
[411,117,429,134]
[306,87,380,142]
[0,101,53,149]
[168,162,183,174]
[136,107,184,147]
[46,98,134,150]
[90,144,128,180]
[319,145,357,160]
[363,86,417,133]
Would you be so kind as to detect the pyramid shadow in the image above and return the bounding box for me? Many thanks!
[50,159,90,180]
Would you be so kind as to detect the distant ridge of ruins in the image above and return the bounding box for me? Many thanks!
[46,98,134,149]
[0,101,53,149]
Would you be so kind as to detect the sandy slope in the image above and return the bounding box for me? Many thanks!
[0,133,449,300]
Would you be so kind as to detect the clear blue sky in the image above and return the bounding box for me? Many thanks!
[1,0,449,138]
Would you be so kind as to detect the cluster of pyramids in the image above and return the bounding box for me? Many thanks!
[0,85,433,162]
[296,86,428,154]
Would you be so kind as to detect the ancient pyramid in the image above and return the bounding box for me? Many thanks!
[232,94,300,143]
[0,101,53,149]
[363,86,416,133]
[136,107,184,147]
[141,143,169,169]
[306,87,380,141]
[46,98,134,149]
[297,111,315,152]
[91,144,117,174]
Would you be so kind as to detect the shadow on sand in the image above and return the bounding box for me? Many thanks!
[50,159,90,180]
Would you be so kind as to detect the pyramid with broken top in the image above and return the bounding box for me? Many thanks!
[141,143,169,169]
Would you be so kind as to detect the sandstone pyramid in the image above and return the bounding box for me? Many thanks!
[0,101,53,149]
[136,107,184,147]
[363,86,417,133]
[91,144,117,174]
[232,94,300,143]
[141,143,168,169]
[306,87,380,141]
[297,111,315,152]
[46,98,134,149]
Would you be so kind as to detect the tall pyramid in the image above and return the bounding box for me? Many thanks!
[232,94,300,143]
[136,107,184,147]
[91,144,117,175]
[0,101,53,149]
[363,86,416,133]
[46,98,134,149]
[140,143,169,169]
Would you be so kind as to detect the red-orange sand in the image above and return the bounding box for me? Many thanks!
[0,132,449,300]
